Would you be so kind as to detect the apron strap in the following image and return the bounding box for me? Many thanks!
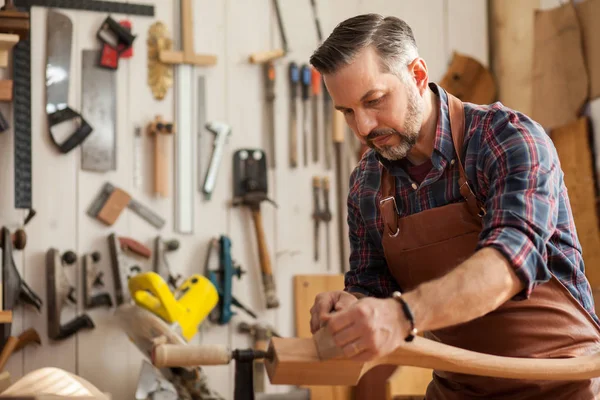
[380,166,400,238]
[447,93,486,218]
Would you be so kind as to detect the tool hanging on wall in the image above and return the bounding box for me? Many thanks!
[264,62,276,170]
[0,0,29,39]
[82,252,113,310]
[311,67,321,164]
[46,249,95,341]
[248,0,288,64]
[80,49,116,172]
[147,21,173,101]
[87,182,166,229]
[288,62,299,168]
[108,233,152,306]
[162,0,218,234]
[197,76,207,193]
[332,111,347,273]
[311,177,321,262]
[301,64,311,167]
[153,235,181,290]
[45,9,92,154]
[12,1,154,210]
[232,149,279,309]
[147,115,174,197]
[133,125,142,188]
[0,225,41,350]
[96,16,136,70]
[321,177,333,271]
[205,236,257,325]
[202,121,231,200]
[0,328,40,372]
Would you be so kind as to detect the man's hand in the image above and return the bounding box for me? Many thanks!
[320,297,408,361]
[309,291,358,334]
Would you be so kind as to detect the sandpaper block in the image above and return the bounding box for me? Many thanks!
[313,327,344,360]
[97,188,131,226]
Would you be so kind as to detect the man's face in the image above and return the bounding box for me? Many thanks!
[323,47,425,160]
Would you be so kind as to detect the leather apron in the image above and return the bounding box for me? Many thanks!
[378,93,600,399]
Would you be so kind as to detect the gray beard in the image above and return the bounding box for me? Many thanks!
[374,85,424,161]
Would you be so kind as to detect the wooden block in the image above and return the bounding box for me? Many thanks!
[385,366,432,399]
[96,188,131,226]
[0,80,13,102]
[0,34,19,68]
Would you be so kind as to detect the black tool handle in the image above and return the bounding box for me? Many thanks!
[88,293,113,309]
[301,64,311,101]
[19,279,42,311]
[47,106,93,154]
[54,314,95,341]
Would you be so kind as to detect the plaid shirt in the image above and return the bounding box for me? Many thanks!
[345,83,599,324]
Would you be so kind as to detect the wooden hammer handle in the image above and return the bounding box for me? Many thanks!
[251,208,279,309]
[0,336,18,371]
[152,344,231,368]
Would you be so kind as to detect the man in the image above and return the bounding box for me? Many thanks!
[308,13,600,399]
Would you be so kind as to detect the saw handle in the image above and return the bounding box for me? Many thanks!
[152,344,231,368]
[251,208,279,309]
[47,107,93,154]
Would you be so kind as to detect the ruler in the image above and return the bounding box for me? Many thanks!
[81,49,116,172]
[12,0,154,209]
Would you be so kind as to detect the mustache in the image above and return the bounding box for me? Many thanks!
[367,129,399,141]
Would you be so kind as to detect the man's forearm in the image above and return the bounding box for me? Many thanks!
[401,247,524,333]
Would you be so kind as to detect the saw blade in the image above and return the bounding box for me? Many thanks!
[46,9,72,117]
[81,49,116,172]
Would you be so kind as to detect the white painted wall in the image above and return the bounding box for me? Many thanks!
[0,0,488,399]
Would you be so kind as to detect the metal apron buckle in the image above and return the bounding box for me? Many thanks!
[379,196,400,237]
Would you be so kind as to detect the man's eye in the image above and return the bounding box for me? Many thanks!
[343,109,353,115]
[367,97,382,106]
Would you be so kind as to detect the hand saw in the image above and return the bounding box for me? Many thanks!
[46,10,92,154]
[80,49,116,172]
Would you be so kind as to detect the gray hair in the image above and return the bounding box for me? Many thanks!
[309,14,419,81]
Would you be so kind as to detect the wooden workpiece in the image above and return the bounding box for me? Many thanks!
[158,0,217,66]
[264,328,600,386]
[0,33,18,68]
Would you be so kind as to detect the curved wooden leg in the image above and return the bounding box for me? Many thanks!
[0,367,108,399]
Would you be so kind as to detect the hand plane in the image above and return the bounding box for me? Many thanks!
[128,271,218,342]
[46,248,95,341]
[205,235,257,325]
[108,233,151,306]
[0,227,42,349]
[153,235,181,290]
[82,252,112,310]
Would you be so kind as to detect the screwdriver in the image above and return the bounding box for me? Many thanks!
[311,67,321,164]
[264,61,276,169]
[289,61,299,168]
[301,64,311,167]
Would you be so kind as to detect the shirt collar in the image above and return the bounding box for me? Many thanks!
[376,82,455,175]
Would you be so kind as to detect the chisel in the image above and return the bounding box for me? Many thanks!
[288,62,299,168]
[311,67,321,164]
[301,64,311,167]
[332,108,346,273]
[264,61,276,169]
[312,176,321,262]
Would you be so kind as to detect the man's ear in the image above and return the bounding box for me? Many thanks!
[408,58,429,95]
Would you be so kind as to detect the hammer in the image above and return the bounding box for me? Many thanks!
[237,321,280,393]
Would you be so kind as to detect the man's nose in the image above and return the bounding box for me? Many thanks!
[354,110,377,138]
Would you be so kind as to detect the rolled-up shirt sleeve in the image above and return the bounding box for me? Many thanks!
[344,165,397,298]
[476,109,558,300]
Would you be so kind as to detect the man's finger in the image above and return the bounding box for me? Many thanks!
[330,322,361,349]
[326,304,361,334]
